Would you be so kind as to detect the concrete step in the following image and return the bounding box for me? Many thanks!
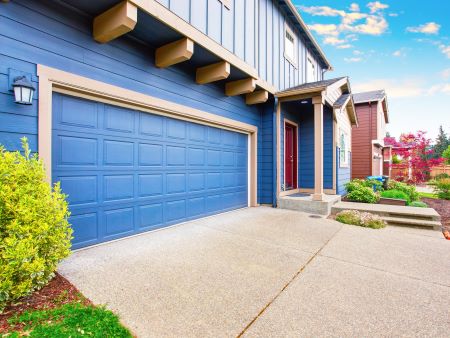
[331,201,442,230]
[382,216,442,230]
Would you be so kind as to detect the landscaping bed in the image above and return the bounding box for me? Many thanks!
[0,273,132,337]
[421,197,450,233]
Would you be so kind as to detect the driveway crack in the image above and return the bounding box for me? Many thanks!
[236,225,343,337]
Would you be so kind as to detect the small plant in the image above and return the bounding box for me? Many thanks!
[434,173,450,181]
[381,189,410,204]
[409,201,428,208]
[346,186,379,203]
[442,145,450,165]
[335,210,386,229]
[387,180,419,203]
[0,138,72,312]
[434,178,450,200]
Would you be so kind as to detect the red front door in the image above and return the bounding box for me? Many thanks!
[284,123,297,190]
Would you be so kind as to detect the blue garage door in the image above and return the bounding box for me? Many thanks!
[52,93,248,249]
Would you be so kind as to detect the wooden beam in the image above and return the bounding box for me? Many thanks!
[93,1,137,43]
[225,78,256,96]
[246,90,269,105]
[155,38,194,68]
[196,61,230,84]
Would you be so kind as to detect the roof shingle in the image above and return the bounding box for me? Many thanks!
[353,90,385,104]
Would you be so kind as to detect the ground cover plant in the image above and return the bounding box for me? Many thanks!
[0,139,72,311]
[0,274,132,337]
[387,180,419,203]
[409,201,428,208]
[335,210,387,229]
[380,189,410,204]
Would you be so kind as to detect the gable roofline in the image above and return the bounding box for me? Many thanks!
[279,0,333,71]
[353,89,389,123]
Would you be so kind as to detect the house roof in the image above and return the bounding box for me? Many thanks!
[353,90,385,104]
[333,93,350,108]
[276,77,346,97]
[278,0,332,71]
[352,89,389,123]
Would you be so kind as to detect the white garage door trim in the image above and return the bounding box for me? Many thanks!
[37,65,258,207]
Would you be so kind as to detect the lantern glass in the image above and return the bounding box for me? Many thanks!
[12,76,35,105]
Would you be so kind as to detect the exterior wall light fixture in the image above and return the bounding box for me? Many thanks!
[12,76,35,105]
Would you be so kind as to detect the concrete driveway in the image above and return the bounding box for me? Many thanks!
[59,207,450,337]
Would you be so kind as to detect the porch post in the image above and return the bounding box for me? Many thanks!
[312,95,325,201]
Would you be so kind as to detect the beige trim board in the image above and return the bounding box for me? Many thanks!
[276,100,281,199]
[37,65,258,206]
[298,188,336,195]
[129,0,276,94]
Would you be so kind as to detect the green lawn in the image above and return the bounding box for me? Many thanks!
[5,303,132,338]
[418,192,439,199]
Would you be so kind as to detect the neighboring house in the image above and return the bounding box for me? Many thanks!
[0,0,356,249]
[351,90,390,180]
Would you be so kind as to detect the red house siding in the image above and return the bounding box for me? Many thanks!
[352,102,374,179]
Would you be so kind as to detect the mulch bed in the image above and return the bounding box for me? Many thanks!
[0,273,91,334]
[421,197,450,233]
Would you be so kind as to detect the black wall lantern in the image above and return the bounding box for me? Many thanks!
[12,76,35,105]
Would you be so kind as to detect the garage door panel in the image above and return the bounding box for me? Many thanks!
[104,105,135,134]
[52,93,249,249]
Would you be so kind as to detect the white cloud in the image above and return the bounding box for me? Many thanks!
[344,57,362,63]
[349,3,360,12]
[406,22,440,35]
[308,24,339,36]
[323,36,345,45]
[392,50,402,57]
[353,50,363,55]
[439,44,450,58]
[427,84,450,95]
[388,13,399,17]
[441,68,450,79]
[336,44,353,49]
[345,16,388,35]
[298,5,345,17]
[353,78,450,98]
[367,1,389,14]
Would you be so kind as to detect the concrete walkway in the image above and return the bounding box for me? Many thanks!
[59,207,450,337]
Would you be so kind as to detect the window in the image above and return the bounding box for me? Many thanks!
[307,57,316,82]
[339,130,349,167]
[284,25,296,65]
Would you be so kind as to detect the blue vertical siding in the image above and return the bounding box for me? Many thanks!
[153,0,325,91]
[323,105,333,189]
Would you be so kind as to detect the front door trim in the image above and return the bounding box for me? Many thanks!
[283,118,298,191]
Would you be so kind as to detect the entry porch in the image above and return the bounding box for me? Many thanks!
[274,77,358,214]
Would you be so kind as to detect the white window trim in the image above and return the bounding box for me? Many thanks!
[284,23,297,67]
[307,55,316,82]
[218,0,231,9]
[339,130,349,168]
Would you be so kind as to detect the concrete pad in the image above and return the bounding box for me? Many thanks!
[59,208,316,338]
[243,256,450,337]
[197,207,342,254]
[320,224,450,286]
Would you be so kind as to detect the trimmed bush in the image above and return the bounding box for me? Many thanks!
[387,180,419,203]
[335,210,386,229]
[381,189,410,204]
[0,138,72,312]
[410,201,428,208]
[435,178,450,200]
[346,186,379,203]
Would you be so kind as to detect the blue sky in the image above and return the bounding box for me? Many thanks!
[292,0,450,141]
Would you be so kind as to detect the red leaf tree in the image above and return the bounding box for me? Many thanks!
[386,131,443,183]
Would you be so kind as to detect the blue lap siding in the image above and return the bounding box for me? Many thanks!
[337,148,352,195]
[0,0,275,206]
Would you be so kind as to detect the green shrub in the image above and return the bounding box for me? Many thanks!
[335,210,386,229]
[434,178,450,200]
[346,186,379,203]
[380,189,410,204]
[387,180,419,202]
[434,173,450,181]
[410,201,428,208]
[0,138,72,312]
[345,179,367,193]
